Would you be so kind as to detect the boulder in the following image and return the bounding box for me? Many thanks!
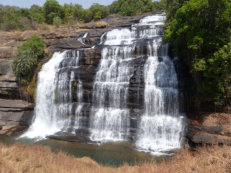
[186,113,231,147]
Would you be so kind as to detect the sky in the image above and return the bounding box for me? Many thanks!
[0,0,115,9]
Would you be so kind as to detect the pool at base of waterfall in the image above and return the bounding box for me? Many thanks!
[0,134,175,166]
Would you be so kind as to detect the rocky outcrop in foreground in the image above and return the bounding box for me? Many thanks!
[187,113,231,147]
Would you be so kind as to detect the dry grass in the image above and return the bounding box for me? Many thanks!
[0,143,231,173]
[95,21,109,28]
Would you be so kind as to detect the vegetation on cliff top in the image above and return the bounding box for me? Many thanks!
[164,0,231,108]
[0,0,165,31]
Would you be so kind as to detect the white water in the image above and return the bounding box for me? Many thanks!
[89,46,133,142]
[21,52,67,139]
[89,13,184,149]
[21,14,184,155]
[78,32,88,45]
[135,15,184,154]
[22,51,83,139]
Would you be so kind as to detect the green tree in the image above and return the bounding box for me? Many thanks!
[109,0,154,16]
[30,5,44,23]
[89,3,109,20]
[165,0,231,106]
[205,43,231,106]
[72,4,84,21]
[43,0,64,24]
[79,9,93,22]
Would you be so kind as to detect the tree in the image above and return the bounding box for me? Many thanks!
[205,43,231,106]
[109,0,154,16]
[165,0,231,106]
[30,5,44,23]
[43,0,64,24]
[89,3,109,20]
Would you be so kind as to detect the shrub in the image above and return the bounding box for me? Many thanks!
[18,35,44,58]
[12,35,44,85]
[12,49,38,85]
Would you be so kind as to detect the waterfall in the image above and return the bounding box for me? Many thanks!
[89,33,134,142]
[22,50,83,139]
[21,13,184,155]
[135,16,184,154]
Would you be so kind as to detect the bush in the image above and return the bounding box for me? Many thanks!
[12,35,44,85]
[12,49,38,85]
[18,35,44,58]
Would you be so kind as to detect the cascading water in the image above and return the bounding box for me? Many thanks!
[135,15,184,154]
[21,13,184,155]
[22,50,83,139]
[89,31,135,142]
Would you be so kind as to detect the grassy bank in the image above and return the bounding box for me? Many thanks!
[0,143,230,173]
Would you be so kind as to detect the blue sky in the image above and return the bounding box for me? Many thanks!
[0,0,115,9]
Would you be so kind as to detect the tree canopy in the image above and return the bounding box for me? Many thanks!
[0,0,165,30]
[165,0,231,106]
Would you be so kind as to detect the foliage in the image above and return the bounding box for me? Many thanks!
[0,6,42,30]
[12,35,44,85]
[79,9,93,22]
[205,43,231,105]
[0,0,165,30]
[0,7,24,30]
[18,35,44,58]
[53,16,62,28]
[30,5,44,23]
[109,0,154,16]
[43,0,64,24]
[12,49,38,85]
[165,0,231,106]
[89,3,109,20]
